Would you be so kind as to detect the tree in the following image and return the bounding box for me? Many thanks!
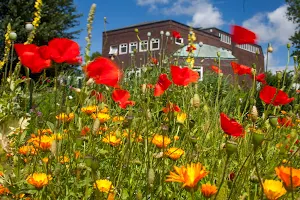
[90,51,102,61]
[0,0,82,75]
[286,0,300,57]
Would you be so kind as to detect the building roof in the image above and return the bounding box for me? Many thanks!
[173,44,236,60]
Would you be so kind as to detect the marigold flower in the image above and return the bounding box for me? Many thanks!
[74,151,81,159]
[94,179,114,193]
[176,112,187,124]
[102,133,122,146]
[56,113,74,122]
[81,105,98,115]
[165,148,184,160]
[275,166,300,188]
[19,145,37,155]
[59,156,70,164]
[174,135,180,141]
[81,126,90,136]
[92,113,110,123]
[37,129,52,135]
[112,116,124,122]
[166,162,209,189]
[201,183,218,198]
[152,134,171,148]
[27,173,52,189]
[263,180,286,200]
[0,184,10,195]
[42,157,49,164]
[29,135,54,151]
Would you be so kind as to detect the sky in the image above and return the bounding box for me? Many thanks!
[73,0,298,72]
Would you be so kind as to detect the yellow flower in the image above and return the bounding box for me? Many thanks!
[19,145,37,155]
[37,129,52,135]
[94,179,114,193]
[165,147,184,160]
[102,133,122,147]
[201,183,218,198]
[166,162,209,189]
[176,112,187,124]
[28,135,54,151]
[92,113,110,123]
[56,113,74,122]
[81,105,98,115]
[174,135,180,141]
[27,173,52,189]
[263,180,286,200]
[151,134,171,148]
[59,156,70,164]
[112,116,124,122]
[186,57,195,68]
[42,157,49,164]
[275,166,300,188]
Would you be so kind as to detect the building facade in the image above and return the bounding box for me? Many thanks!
[102,20,264,77]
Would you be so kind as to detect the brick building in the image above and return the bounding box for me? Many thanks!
[102,20,264,77]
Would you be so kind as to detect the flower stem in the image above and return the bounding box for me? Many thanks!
[213,155,230,200]
[253,149,264,200]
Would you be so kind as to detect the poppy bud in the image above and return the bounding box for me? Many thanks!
[203,104,209,114]
[146,109,152,119]
[86,78,94,85]
[293,56,298,62]
[25,23,34,32]
[267,43,273,53]
[269,116,278,127]
[9,31,17,40]
[250,106,258,122]
[148,168,155,186]
[276,71,283,80]
[250,175,259,183]
[92,118,100,134]
[191,94,200,108]
[217,52,221,57]
[252,133,264,148]
[226,141,237,156]
[134,28,139,33]
[141,84,147,94]
[287,43,291,49]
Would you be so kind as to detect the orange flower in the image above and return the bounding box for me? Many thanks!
[92,113,110,123]
[27,173,52,189]
[112,116,124,122]
[81,105,98,115]
[28,135,54,151]
[74,151,80,159]
[19,145,37,155]
[151,134,171,148]
[94,179,114,193]
[174,135,180,141]
[201,183,218,198]
[166,162,209,189]
[275,166,300,188]
[42,157,49,164]
[37,129,53,135]
[102,133,122,147]
[56,113,74,122]
[81,126,90,136]
[162,102,180,113]
[263,180,286,200]
[0,184,10,195]
[165,148,184,160]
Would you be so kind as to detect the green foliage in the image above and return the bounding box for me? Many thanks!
[90,51,102,61]
[286,0,300,56]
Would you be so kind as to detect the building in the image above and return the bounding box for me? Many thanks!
[102,20,264,78]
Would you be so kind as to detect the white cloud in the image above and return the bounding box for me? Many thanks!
[242,5,297,45]
[137,0,169,6]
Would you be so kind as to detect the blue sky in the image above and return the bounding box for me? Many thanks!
[73,0,297,72]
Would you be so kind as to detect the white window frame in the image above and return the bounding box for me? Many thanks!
[150,38,160,51]
[129,42,138,53]
[175,38,184,45]
[119,43,128,55]
[109,45,118,55]
[139,40,148,52]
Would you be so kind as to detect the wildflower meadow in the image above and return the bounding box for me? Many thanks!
[0,1,300,200]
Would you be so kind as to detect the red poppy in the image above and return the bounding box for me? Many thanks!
[252,73,267,84]
[162,103,181,113]
[231,62,252,75]
[172,31,181,39]
[231,25,257,44]
[14,44,51,73]
[84,57,122,87]
[259,85,294,106]
[211,66,222,74]
[278,117,294,127]
[90,90,104,102]
[112,89,135,109]
[171,65,199,86]
[186,45,196,52]
[151,58,158,65]
[220,113,244,137]
[154,74,172,97]
[48,38,81,64]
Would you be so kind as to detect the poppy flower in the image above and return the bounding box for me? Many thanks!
[172,31,181,39]
[47,38,81,64]
[14,44,51,73]
[112,89,135,109]
[154,74,172,97]
[275,166,300,188]
[90,90,104,102]
[162,102,181,113]
[277,117,294,127]
[171,65,199,86]
[231,25,257,44]
[231,62,252,75]
[220,113,244,137]
[211,66,222,74]
[259,85,294,106]
[85,57,122,87]
[251,73,266,84]
[151,57,158,65]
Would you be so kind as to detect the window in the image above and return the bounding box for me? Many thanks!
[220,33,231,45]
[139,40,148,52]
[150,38,160,51]
[129,42,138,53]
[109,45,118,55]
[175,38,184,45]
[119,43,128,54]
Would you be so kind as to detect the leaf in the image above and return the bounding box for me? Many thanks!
[46,121,55,131]
[121,189,129,199]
